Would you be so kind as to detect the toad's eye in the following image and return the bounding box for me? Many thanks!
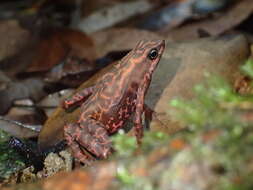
[148,48,158,60]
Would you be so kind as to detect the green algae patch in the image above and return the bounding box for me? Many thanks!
[0,130,25,181]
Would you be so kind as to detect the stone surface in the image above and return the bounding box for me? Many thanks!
[39,33,250,148]
[147,34,250,132]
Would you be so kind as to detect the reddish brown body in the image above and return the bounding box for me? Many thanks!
[62,40,165,164]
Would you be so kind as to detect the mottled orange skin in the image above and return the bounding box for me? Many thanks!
[62,40,165,164]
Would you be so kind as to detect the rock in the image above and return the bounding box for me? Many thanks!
[147,34,250,132]
[38,33,249,149]
[158,146,221,190]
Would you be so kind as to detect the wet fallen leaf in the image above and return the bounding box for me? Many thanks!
[38,89,74,117]
[0,116,40,139]
[0,78,46,114]
[137,0,194,31]
[163,0,253,40]
[76,0,154,33]
[1,27,96,79]
[26,27,96,73]
[44,49,129,87]
[79,0,129,17]
[0,20,30,61]
[8,100,47,125]
[92,28,162,57]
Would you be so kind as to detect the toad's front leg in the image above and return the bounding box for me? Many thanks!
[62,86,95,109]
[64,119,112,164]
[134,77,152,144]
[134,87,146,145]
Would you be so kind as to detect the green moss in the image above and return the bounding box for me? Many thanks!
[170,73,251,129]
[0,130,25,181]
[241,59,253,78]
[112,130,169,158]
[116,165,135,185]
[169,60,253,188]
[112,130,137,158]
[112,130,170,189]
[0,129,10,143]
